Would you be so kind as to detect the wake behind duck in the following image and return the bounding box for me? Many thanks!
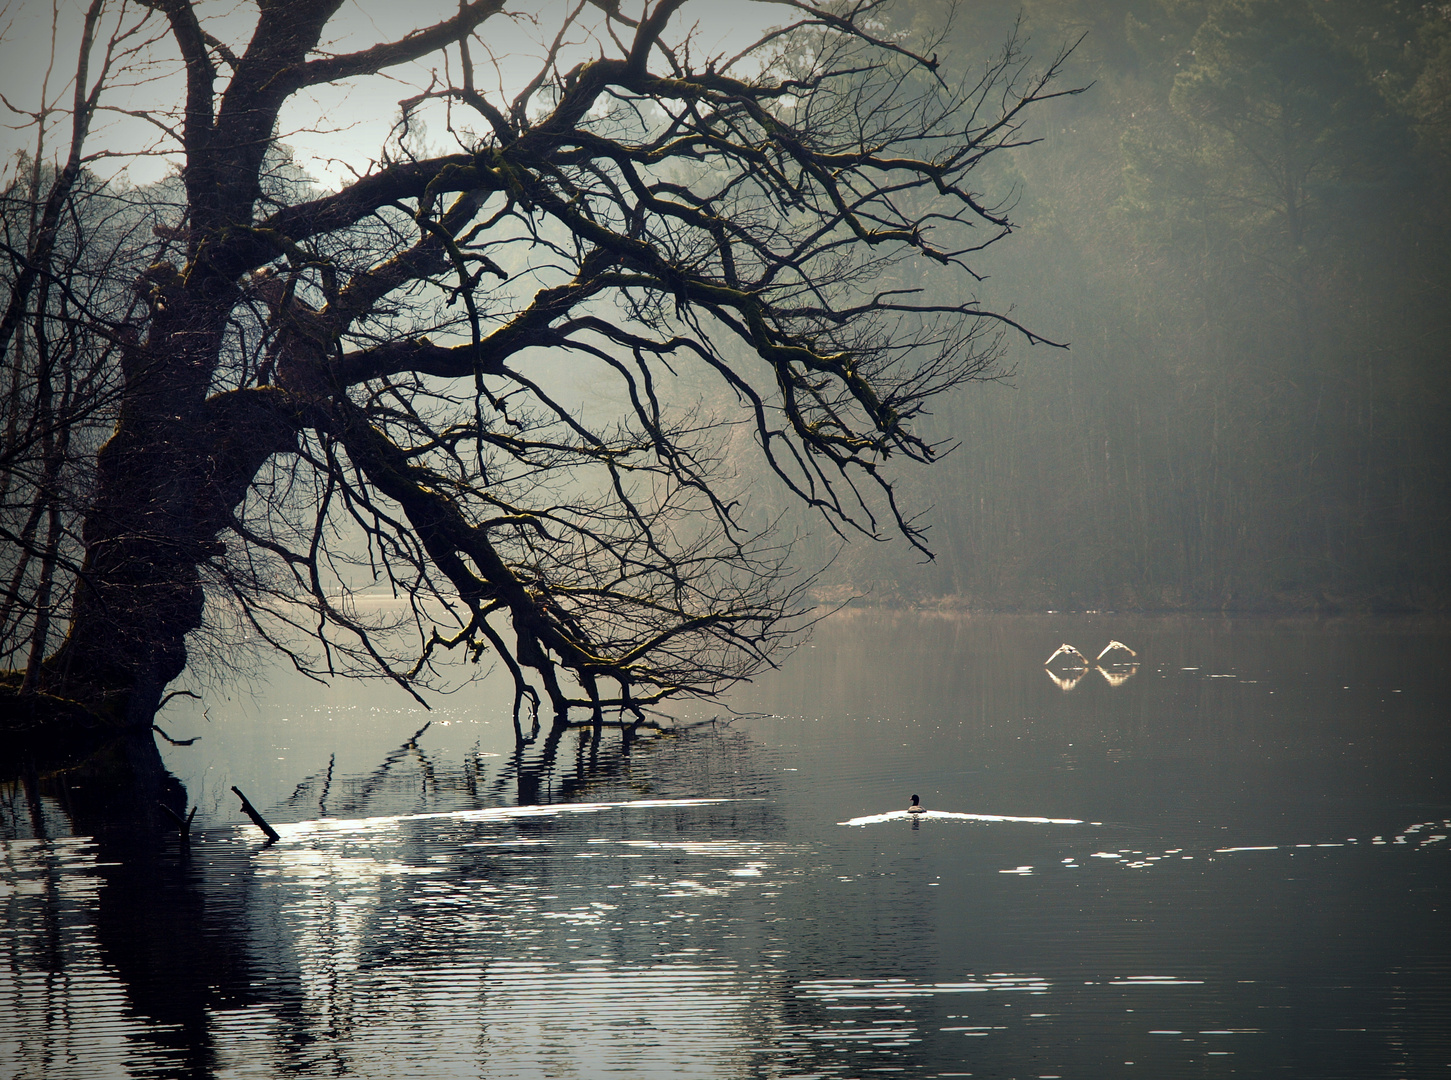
[841,808,1086,827]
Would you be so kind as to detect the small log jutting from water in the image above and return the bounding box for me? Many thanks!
[231,786,279,842]
[158,801,198,849]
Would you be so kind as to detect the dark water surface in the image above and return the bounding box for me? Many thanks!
[4,613,1450,1078]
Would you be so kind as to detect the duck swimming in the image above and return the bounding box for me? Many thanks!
[907,794,926,814]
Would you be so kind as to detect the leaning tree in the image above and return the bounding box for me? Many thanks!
[1,0,1076,740]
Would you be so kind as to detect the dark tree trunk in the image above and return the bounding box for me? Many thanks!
[45,293,229,725]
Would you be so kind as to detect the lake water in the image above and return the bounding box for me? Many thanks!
[4,611,1450,1079]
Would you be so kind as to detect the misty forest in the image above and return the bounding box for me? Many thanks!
[2,2,1449,1079]
[797,0,1451,614]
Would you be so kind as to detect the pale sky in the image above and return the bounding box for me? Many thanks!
[0,0,782,191]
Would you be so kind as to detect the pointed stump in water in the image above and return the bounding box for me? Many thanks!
[230,786,280,843]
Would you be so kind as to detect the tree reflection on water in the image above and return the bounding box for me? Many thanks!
[3,719,797,1079]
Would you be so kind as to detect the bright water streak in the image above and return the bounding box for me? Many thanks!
[841,809,1087,826]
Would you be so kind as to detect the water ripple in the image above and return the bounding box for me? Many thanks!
[839,809,1086,827]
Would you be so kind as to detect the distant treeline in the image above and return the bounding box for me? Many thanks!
[803,0,1451,614]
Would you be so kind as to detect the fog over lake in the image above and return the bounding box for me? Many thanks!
[5,612,1448,1079]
